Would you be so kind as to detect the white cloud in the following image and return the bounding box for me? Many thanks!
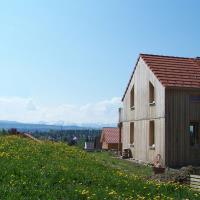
[0,97,122,124]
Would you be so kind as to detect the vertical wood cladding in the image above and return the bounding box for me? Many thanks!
[165,88,200,167]
[122,58,165,165]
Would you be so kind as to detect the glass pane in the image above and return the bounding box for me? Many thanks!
[189,122,199,146]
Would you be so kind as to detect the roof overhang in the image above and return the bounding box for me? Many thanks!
[121,54,141,101]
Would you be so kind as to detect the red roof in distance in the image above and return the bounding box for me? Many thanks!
[100,127,119,144]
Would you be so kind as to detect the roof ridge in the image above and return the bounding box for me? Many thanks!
[102,127,118,129]
[140,53,193,60]
[193,57,200,67]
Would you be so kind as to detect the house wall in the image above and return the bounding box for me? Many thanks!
[108,143,121,150]
[102,142,121,150]
[165,88,200,167]
[102,142,108,150]
[121,58,165,165]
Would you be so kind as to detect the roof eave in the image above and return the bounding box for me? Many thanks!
[165,85,200,90]
[121,54,142,101]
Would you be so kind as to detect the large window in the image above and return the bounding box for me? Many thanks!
[149,82,155,104]
[189,122,200,146]
[149,121,155,148]
[130,85,135,109]
[130,122,134,144]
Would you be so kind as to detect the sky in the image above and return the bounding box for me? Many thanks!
[0,0,199,124]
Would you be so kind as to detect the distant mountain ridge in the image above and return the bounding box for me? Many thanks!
[0,120,116,132]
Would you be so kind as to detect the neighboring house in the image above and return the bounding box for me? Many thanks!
[84,135,101,151]
[94,135,102,150]
[84,141,95,151]
[100,127,121,151]
[119,54,200,167]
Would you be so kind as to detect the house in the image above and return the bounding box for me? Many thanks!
[84,135,101,151]
[84,141,95,151]
[119,54,200,167]
[100,127,121,151]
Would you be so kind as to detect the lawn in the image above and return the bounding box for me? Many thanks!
[0,135,199,200]
[90,151,152,177]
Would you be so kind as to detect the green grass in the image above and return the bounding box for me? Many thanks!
[90,151,152,177]
[0,135,199,200]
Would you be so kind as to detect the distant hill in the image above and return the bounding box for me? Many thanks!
[0,120,88,132]
[0,120,116,132]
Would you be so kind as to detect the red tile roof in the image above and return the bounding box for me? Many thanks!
[100,127,119,144]
[122,54,200,101]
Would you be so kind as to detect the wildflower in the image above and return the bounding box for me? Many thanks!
[81,189,89,195]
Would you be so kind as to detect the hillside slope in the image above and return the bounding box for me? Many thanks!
[0,136,198,200]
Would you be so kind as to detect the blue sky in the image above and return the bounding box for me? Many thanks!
[0,0,199,124]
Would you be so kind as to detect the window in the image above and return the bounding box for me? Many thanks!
[130,122,134,144]
[149,121,155,148]
[190,95,200,103]
[149,82,155,104]
[189,122,200,146]
[130,85,135,109]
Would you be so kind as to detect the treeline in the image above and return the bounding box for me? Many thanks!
[0,128,102,148]
[0,129,8,135]
[31,129,102,144]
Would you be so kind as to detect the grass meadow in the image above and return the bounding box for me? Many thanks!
[0,135,199,200]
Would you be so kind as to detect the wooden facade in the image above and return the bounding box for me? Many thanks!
[101,142,121,151]
[120,57,165,165]
[120,54,200,167]
[165,88,200,167]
